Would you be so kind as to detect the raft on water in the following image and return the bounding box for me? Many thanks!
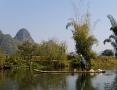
[34,69,105,73]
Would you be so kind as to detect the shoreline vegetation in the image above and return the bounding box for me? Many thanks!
[0,40,116,70]
[73,56,117,69]
[1,55,117,70]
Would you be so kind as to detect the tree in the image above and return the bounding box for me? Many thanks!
[17,41,37,67]
[104,14,117,57]
[101,49,114,56]
[66,1,98,64]
[38,38,67,59]
[33,37,67,67]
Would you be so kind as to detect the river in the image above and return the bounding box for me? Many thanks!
[0,66,117,90]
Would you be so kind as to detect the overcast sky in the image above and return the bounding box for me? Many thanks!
[0,0,117,53]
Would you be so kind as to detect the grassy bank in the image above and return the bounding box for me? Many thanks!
[91,56,117,66]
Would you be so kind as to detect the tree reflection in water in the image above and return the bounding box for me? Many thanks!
[33,74,68,90]
[109,71,117,90]
[0,68,117,90]
[76,73,98,90]
[80,73,86,90]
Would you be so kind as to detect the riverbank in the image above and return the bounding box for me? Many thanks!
[91,56,117,66]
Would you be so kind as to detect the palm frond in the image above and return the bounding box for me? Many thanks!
[111,26,117,36]
[111,42,117,50]
[107,14,117,28]
[103,39,111,44]
[66,22,74,29]
[87,35,98,46]
[109,35,117,40]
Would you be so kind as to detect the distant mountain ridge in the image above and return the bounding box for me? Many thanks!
[0,28,35,55]
[14,28,34,43]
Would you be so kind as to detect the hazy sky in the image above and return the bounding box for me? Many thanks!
[0,0,117,53]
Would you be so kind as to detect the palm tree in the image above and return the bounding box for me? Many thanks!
[104,15,117,53]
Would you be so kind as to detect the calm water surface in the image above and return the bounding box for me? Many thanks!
[0,67,117,90]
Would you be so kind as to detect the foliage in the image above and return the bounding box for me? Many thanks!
[91,56,117,66]
[16,41,37,67]
[15,38,68,67]
[101,49,114,56]
[115,52,117,57]
[66,54,75,60]
[5,54,25,68]
[35,38,67,67]
[37,38,67,60]
[17,41,36,59]
[70,56,80,66]
[104,14,117,56]
[0,47,5,68]
[66,1,98,64]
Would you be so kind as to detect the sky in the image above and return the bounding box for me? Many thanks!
[0,0,117,53]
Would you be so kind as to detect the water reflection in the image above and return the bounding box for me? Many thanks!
[76,73,88,90]
[33,74,67,90]
[80,73,86,90]
[107,70,117,90]
[0,68,116,90]
[76,72,100,90]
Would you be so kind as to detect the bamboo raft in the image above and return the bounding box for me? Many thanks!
[34,69,105,74]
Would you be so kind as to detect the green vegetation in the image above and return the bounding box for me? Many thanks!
[0,35,117,69]
[17,41,37,68]
[66,1,98,64]
[0,47,5,68]
[66,54,117,69]
[104,14,117,57]
[91,56,117,66]
[101,49,114,56]
[0,37,68,69]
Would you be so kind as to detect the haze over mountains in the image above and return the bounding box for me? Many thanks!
[0,28,34,55]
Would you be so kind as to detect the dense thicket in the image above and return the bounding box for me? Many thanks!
[16,38,67,67]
